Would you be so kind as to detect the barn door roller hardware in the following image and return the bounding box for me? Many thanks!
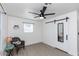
[45,17,69,24]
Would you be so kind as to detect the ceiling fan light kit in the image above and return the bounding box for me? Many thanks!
[40,17,44,19]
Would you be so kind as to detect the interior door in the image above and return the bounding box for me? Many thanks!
[56,20,69,53]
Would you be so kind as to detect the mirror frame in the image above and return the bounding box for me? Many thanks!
[57,23,64,42]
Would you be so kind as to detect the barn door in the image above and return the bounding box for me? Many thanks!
[56,20,69,53]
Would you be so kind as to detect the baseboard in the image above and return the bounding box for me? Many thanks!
[24,41,72,56]
[42,41,56,48]
[42,42,72,56]
[25,42,42,47]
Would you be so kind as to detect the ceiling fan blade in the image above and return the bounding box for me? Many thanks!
[29,12,40,15]
[44,13,55,16]
[34,16,40,18]
[41,6,47,13]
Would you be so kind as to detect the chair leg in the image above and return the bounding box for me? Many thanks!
[23,46,25,49]
[6,51,11,56]
[16,48,20,54]
[6,49,14,56]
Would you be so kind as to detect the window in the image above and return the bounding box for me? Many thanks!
[24,23,33,32]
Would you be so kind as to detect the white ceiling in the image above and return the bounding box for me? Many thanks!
[2,3,79,20]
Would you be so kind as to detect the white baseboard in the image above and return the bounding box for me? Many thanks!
[43,41,56,48]
[25,41,42,46]
[42,41,73,56]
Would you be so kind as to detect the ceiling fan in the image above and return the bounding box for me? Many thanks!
[29,3,55,19]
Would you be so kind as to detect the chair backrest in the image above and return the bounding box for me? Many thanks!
[12,37,21,42]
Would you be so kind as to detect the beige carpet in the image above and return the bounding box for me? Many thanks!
[16,43,71,56]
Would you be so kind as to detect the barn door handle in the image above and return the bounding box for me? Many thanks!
[66,35,68,40]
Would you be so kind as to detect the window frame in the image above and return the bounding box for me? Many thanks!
[23,23,33,33]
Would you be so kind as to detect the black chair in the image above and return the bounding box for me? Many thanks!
[11,37,25,54]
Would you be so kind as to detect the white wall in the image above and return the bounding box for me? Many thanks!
[43,10,78,56]
[77,11,79,55]
[0,6,2,53]
[7,16,42,46]
[0,10,1,53]
[0,6,8,55]
[0,14,8,55]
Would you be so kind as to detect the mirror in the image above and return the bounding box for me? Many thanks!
[57,23,64,42]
